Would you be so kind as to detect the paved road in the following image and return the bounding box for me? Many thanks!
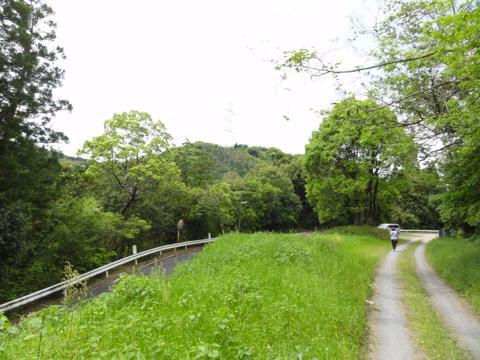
[9,246,204,320]
[89,247,203,297]
[415,239,480,358]
[369,241,415,360]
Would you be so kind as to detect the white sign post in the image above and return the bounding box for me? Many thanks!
[133,245,138,265]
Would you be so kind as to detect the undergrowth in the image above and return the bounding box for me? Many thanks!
[0,229,389,359]
[325,225,389,241]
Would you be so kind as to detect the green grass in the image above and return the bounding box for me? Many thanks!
[426,237,480,316]
[398,242,470,359]
[324,225,389,241]
[0,230,390,359]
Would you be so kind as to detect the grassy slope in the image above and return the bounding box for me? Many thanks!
[426,237,480,316]
[398,243,470,360]
[0,231,389,359]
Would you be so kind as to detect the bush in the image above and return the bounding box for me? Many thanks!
[325,225,389,240]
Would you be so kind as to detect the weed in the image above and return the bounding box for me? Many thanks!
[0,229,389,359]
[62,261,89,306]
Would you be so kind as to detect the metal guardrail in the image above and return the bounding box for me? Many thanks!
[400,229,440,234]
[0,237,216,313]
[0,229,438,313]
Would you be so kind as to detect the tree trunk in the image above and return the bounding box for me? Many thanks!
[120,186,138,215]
[372,178,379,224]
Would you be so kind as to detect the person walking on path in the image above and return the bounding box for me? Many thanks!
[390,227,399,251]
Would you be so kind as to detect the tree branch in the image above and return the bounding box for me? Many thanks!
[303,51,439,77]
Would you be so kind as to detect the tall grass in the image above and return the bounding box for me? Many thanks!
[0,230,389,359]
[426,237,480,316]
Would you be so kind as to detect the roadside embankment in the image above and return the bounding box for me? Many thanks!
[0,229,389,359]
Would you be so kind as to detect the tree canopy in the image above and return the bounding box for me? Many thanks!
[305,97,417,226]
[279,0,479,235]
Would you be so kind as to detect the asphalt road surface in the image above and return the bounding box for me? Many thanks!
[88,246,203,297]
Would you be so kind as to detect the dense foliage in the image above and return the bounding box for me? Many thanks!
[0,231,390,358]
[279,0,479,235]
[0,1,314,303]
[304,97,417,226]
[370,0,480,235]
[2,0,478,305]
[0,0,70,302]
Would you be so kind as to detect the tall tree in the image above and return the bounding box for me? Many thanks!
[304,97,417,226]
[0,0,71,170]
[79,111,176,216]
[0,0,71,301]
[278,0,480,233]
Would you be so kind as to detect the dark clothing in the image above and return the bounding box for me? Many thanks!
[391,239,397,250]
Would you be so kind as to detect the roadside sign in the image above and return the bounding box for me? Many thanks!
[177,219,184,231]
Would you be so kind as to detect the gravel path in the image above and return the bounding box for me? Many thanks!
[415,242,480,358]
[369,242,415,360]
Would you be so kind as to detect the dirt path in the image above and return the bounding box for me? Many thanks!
[415,240,480,358]
[369,241,416,360]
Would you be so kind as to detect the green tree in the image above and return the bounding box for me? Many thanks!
[379,166,443,229]
[0,0,71,301]
[0,0,71,200]
[281,155,319,229]
[136,176,195,247]
[278,1,479,233]
[369,0,480,233]
[0,0,71,149]
[79,110,177,216]
[168,142,219,188]
[304,97,417,226]
[192,182,237,235]
[437,140,480,235]
[22,196,149,291]
[229,163,301,231]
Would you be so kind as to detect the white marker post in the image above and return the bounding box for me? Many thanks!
[133,245,138,265]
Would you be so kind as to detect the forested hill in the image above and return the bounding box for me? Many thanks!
[168,142,303,186]
[166,141,318,232]
[0,134,319,303]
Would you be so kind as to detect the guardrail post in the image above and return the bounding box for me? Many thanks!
[106,270,109,278]
[208,233,211,239]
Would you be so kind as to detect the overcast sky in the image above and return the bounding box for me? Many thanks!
[48,0,376,156]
